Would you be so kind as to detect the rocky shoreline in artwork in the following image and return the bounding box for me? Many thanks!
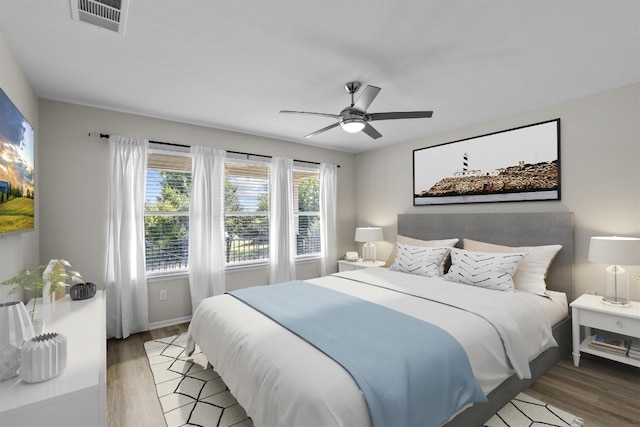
[416,160,558,198]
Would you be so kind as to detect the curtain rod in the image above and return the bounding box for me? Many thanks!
[90,132,340,168]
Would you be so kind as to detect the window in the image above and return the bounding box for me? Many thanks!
[294,168,320,256]
[144,150,191,273]
[224,160,270,264]
[223,162,322,265]
[144,150,322,273]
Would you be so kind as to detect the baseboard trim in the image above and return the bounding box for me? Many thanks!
[148,316,192,331]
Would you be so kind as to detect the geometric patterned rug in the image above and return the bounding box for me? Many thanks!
[483,393,584,427]
[144,334,583,427]
[143,334,252,427]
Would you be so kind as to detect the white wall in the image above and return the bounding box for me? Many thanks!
[4,22,638,319]
[0,33,39,302]
[355,84,640,301]
[37,100,357,325]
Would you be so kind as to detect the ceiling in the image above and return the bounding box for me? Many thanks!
[1,1,638,153]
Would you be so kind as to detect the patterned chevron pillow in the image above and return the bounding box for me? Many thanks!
[463,239,562,296]
[444,248,528,292]
[389,244,450,277]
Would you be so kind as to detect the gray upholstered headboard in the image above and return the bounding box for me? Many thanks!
[397,212,575,301]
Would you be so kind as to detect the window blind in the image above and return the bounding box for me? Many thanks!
[145,150,191,272]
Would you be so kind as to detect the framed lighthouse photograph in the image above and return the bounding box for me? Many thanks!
[413,119,560,206]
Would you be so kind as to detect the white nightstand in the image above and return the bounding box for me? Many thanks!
[338,259,385,272]
[570,293,640,368]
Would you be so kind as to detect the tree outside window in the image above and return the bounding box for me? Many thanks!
[144,154,322,273]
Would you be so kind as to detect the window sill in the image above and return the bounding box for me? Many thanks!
[225,260,270,272]
[146,256,322,280]
[295,255,322,264]
[146,270,189,282]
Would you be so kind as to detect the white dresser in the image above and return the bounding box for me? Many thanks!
[0,291,106,426]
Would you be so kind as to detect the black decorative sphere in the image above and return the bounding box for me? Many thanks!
[70,282,97,300]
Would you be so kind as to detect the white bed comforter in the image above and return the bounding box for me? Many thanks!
[187,268,559,427]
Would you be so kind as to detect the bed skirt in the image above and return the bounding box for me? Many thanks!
[445,315,572,426]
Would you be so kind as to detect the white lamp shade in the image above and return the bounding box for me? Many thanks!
[588,236,640,266]
[355,227,384,243]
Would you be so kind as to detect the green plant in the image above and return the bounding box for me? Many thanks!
[1,260,83,319]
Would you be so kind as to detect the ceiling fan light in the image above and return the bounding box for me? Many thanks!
[340,118,365,133]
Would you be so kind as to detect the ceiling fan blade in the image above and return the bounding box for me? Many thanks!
[304,122,340,138]
[369,111,433,121]
[280,110,341,119]
[353,85,381,112]
[362,123,382,139]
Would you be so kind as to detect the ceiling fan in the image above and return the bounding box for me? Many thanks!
[280,82,433,139]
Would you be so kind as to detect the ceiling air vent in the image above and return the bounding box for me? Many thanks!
[70,0,129,34]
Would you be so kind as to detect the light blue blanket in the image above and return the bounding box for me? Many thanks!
[228,281,486,427]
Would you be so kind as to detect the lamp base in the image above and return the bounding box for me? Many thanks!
[362,242,376,263]
[602,265,630,307]
[601,297,631,307]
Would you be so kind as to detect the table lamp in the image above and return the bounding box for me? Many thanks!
[355,227,383,263]
[588,236,640,306]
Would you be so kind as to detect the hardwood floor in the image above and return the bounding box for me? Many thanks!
[107,323,189,427]
[107,323,640,427]
[527,355,640,427]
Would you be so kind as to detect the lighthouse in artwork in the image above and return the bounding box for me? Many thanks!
[452,152,481,177]
[451,152,504,177]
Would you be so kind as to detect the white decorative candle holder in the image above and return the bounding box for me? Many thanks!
[20,332,67,383]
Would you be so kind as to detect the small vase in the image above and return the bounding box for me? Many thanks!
[70,282,97,300]
[32,318,45,336]
[21,332,67,383]
[0,301,36,380]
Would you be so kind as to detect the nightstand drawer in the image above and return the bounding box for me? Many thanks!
[580,310,640,338]
[338,262,358,272]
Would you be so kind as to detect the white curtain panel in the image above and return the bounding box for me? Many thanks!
[320,163,338,276]
[188,146,226,313]
[105,136,149,339]
[269,157,296,284]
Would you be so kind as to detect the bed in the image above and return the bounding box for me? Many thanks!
[187,212,574,426]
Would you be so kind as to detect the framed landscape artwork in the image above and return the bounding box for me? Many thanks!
[413,119,560,206]
[0,88,35,234]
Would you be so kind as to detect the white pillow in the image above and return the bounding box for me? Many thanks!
[389,244,450,278]
[384,235,459,274]
[444,248,527,292]
[463,239,562,296]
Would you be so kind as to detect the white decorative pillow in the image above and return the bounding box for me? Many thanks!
[463,239,562,296]
[389,244,450,278]
[384,236,459,274]
[444,248,527,292]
